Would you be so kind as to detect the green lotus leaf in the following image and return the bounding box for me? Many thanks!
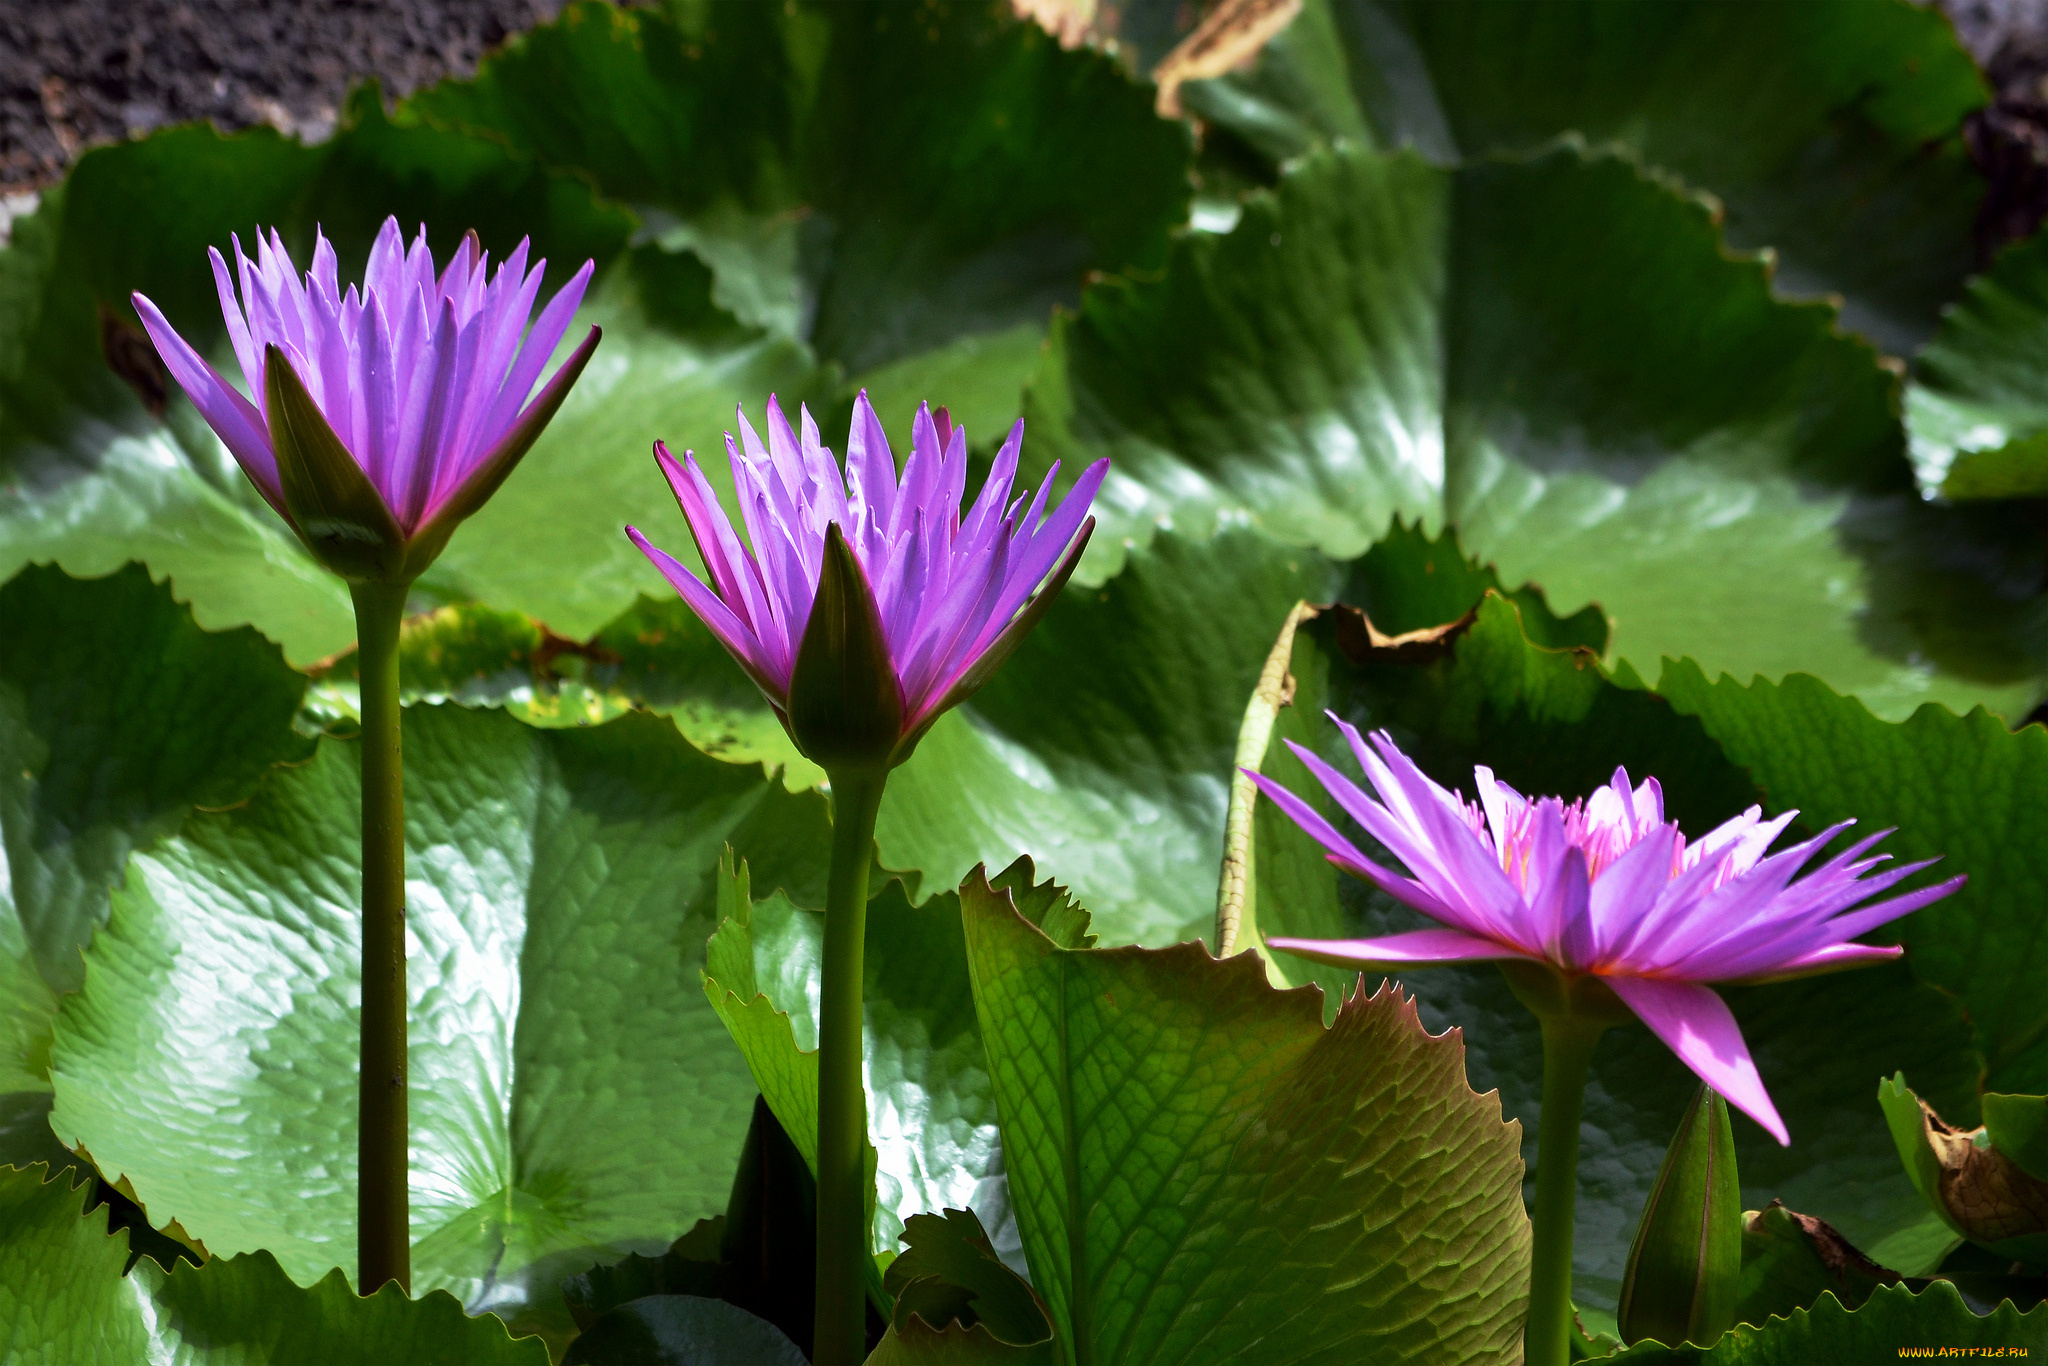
[1178,0,1985,356]
[1653,661,2048,1095]
[960,868,1531,1363]
[1024,141,2048,723]
[0,563,310,1168]
[1238,594,1984,1312]
[45,704,833,1345]
[0,95,635,665]
[1908,227,2048,500]
[0,1163,547,1365]
[1608,1280,2048,1363]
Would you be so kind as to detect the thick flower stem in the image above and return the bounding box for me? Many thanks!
[814,768,886,1365]
[1527,1015,1608,1366]
[351,579,411,1295]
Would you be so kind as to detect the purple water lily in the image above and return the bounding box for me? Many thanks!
[133,216,598,579]
[1254,720,1964,1144]
[628,391,1107,764]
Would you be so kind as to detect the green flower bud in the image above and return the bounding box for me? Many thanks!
[1617,1082,1742,1348]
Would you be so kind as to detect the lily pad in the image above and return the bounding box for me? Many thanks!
[1909,228,2048,499]
[1023,141,2048,722]
[0,563,310,1166]
[46,704,832,1343]
[404,0,1191,447]
[1653,661,2048,1094]
[1177,0,1986,356]
[961,869,1532,1363]
[1610,1280,2048,1363]
[0,1163,547,1365]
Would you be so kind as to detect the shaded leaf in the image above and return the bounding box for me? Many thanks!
[562,1295,806,1366]
[1182,0,1986,355]
[406,0,1190,443]
[1652,662,2048,1094]
[1734,1202,1898,1330]
[1909,228,2048,498]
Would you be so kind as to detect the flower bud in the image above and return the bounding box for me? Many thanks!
[1617,1082,1742,1347]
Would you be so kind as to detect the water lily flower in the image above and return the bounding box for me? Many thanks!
[1254,719,1964,1145]
[1253,720,1964,1366]
[627,391,1108,772]
[631,391,1104,1364]
[131,217,600,1297]
[133,216,599,583]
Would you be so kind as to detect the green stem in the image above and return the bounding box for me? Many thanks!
[1527,1015,1607,1366]
[351,579,410,1295]
[814,768,886,1365]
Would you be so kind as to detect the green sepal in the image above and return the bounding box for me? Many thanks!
[889,518,1095,767]
[1618,1083,1742,1348]
[1985,1093,2048,1184]
[262,345,408,583]
[1497,959,1639,1031]
[400,325,602,580]
[786,522,903,774]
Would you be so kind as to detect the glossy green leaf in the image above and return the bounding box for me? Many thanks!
[561,1295,807,1366]
[0,1163,547,1365]
[405,0,1190,445]
[1609,1280,2048,1364]
[1908,229,2048,499]
[46,705,833,1345]
[0,98,634,664]
[1734,1202,1899,1330]
[0,563,310,1166]
[704,855,1086,1261]
[1024,141,2048,723]
[1183,0,1985,355]
[1241,594,1985,1311]
[960,869,1532,1364]
[1653,662,2048,1094]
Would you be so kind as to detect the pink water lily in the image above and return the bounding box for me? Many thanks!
[627,391,1106,764]
[133,216,597,577]
[1254,720,1965,1144]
